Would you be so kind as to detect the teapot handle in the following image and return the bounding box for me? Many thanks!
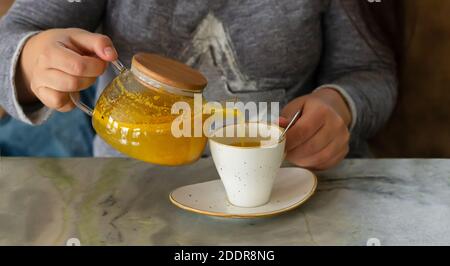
[70,60,126,116]
[70,93,94,116]
[111,60,126,73]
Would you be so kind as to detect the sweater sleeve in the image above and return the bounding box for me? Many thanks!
[317,0,398,140]
[0,0,106,125]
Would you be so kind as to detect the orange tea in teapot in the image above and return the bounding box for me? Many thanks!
[92,74,207,166]
[72,53,209,166]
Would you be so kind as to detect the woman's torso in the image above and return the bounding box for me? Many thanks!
[94,0,330,157]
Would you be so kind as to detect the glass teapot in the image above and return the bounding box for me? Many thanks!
[70,53,208,166]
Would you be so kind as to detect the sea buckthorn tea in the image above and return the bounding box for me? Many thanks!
[92,70,208,166]
[72,53,209,166]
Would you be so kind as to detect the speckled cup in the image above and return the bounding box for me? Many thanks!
[209,123,286,208]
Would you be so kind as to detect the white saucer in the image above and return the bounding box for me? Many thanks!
[170,168,317,219]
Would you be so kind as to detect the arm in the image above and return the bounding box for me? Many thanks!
[317,0,398,140]
[0,0,108,124]
[0,0,13,119]
[280,0,398,170]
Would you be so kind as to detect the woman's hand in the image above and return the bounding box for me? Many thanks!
[279,88,352,170]
[17,28,118,112]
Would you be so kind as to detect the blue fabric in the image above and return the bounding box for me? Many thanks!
[0,87,95,157]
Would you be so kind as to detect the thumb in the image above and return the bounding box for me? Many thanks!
[69,29,118,61]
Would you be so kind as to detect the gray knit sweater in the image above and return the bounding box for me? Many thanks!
[0,0,397,158]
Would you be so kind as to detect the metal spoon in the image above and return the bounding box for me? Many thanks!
[279,108,303,141]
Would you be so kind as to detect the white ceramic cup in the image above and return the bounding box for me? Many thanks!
[209,122,286,208]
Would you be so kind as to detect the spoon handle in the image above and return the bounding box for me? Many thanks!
[279,108,303,141]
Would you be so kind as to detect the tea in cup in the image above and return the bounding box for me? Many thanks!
[209,122,285,208]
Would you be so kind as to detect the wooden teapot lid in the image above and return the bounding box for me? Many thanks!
[131,53,207,92]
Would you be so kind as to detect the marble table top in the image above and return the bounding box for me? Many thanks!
[0,158,449,246]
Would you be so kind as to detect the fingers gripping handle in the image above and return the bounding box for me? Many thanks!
[70,60,125,116]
